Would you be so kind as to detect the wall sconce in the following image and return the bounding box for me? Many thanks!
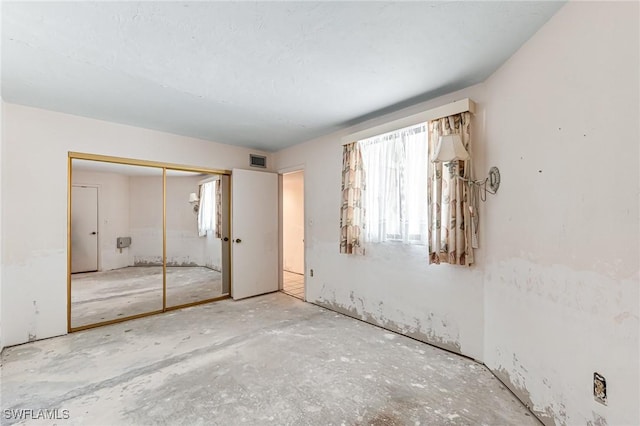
[188,192,199,213]
[433,134,470,163]
[432,134,500,200]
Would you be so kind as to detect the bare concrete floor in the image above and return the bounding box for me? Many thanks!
[2,293,539,425]
[71,266,223,328]
[282,270,305,300]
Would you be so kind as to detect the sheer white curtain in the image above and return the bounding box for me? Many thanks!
[197,180,216,237]
[359,123,428,244]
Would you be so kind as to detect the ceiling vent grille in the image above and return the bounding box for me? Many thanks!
[250,154,267,168]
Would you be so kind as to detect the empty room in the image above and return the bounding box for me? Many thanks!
[1,1,638,425]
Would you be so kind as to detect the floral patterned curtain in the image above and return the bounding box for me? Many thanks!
[340,142,366,254]
[214,178,222,239]
[427,112,474,265]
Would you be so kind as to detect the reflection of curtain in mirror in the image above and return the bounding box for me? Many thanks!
[215,179,222,238]
[198,181,217,237]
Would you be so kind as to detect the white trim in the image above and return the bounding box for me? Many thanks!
[278,164,305,175]
[342,98,476,145]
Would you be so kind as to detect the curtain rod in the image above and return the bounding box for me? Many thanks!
[198,175,220,185]
[341,98,475,145]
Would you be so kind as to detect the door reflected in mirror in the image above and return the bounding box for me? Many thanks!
[70,159,163,328]
[165,170,229,307]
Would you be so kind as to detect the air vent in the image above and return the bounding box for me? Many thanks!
[250,154,267,168]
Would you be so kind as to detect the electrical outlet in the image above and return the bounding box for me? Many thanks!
[594,372,607,405]
[310,269,314,277]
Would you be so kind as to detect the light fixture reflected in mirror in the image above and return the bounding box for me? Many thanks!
[189,192,199,213]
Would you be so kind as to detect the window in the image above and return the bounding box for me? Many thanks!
[197,180,217,236]
[358,123,428,244]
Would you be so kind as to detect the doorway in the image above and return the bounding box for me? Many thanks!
[281,170,304,300]
[71,185,99,273]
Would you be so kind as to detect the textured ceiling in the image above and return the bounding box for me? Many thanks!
[2,1,564,152]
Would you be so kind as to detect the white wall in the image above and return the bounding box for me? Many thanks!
[165,175,222,270]
[166,175,202,266]
[128,172,224,271]
[275,83,488,360]
[71,171,219,270]
[204,234,223,272]
[0,97,3,354]
[481,3,639,425]
[0,0,4,354]
[129,174,167,266]
[283,171,304,274]
[0,103,271,346]
[274,2,639,425]
[69,172,223,269]
[72,169,131,271]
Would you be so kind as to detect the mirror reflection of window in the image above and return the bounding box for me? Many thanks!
[165,172,227,308]
[197,179,219,237]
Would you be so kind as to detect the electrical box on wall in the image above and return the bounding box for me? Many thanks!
[117,237,131,249]
[593,372,607,405]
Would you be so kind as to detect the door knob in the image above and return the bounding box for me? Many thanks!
[235,238,242,243]
[223,237,229,242]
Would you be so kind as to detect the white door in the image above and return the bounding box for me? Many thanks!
[231,168,278,300]
[71,185,99,273]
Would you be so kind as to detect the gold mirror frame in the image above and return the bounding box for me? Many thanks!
[67,152,231,332]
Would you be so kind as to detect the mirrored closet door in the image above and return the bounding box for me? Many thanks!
[68,154,230,331]
[70,159,164,329]
[165,170,230,308]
